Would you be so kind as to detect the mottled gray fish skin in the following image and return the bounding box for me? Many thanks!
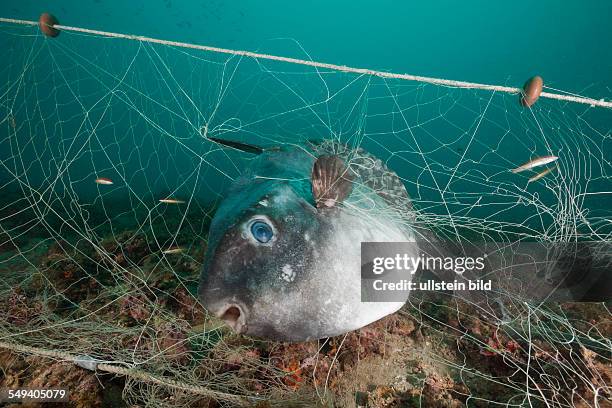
[198,140,417,342]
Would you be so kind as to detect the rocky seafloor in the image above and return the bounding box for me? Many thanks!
[0,202,610,407]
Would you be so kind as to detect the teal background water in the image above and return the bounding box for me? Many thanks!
[3,0,611,94]
[0,1,610,239]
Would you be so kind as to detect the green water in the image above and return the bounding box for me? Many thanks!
[3,0,612,91]
[0,1,610,237]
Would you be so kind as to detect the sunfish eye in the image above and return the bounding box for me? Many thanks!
[250,220,274,243]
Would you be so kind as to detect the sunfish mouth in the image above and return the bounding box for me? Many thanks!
[215,302,248,334]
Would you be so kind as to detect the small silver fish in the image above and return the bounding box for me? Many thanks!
[528,166,556,183]
[159,198,185,204]
[94,177,114,185]
[163,247,183,254]
[511,155,558,174]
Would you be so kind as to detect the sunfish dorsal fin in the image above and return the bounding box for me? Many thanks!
[208,136,264,155]
[311,155,353,208]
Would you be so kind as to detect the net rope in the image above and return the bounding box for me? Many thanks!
[0,15,610,408]
[1,16,611,109]
[0,340,255,406]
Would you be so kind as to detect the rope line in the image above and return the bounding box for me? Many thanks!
[0,341,255,406]
[1,16,611,109]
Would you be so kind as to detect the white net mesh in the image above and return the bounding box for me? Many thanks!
[0,20,610,407]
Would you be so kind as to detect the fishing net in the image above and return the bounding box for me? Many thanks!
[0,19,610,407]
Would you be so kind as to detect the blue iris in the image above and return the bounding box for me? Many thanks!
[250,220,274,243]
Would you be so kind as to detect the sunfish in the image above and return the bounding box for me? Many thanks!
[198,138,418,342]
[198,138,611,342]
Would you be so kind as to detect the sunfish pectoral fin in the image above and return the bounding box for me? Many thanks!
[311,155,353,208]
[207,136,265,155]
